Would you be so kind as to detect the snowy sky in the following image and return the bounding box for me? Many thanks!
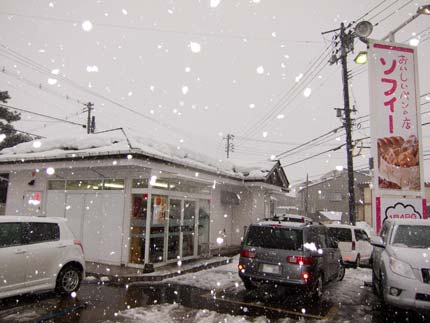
[0,0,429,187]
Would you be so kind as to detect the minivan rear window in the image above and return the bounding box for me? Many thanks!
[245,226,303,251]
[328,227,352,242]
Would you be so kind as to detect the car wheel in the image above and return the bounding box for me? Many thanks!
[311,274,323,301]
[372,269,379,295]
[56,265,82,295]
[354,255,361,269]
[379,273,387,304]
[242,278,256,290]
[337,259,345,281]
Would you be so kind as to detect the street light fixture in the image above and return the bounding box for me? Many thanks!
[353,5,430,65]
[354,51,368,64]
[382,4,430,42]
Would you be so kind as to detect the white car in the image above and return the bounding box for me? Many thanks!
[327,223,373,268]
[371,219,430,311]
[0,216,85,299]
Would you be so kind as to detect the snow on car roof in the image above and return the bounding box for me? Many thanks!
[387,218,430,226]
[0,132,271,180]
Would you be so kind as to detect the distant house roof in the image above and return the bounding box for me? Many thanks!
[0,132,289,190]
[296,169,371,192]
[319,211,343,221]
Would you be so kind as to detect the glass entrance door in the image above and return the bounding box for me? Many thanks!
[182,200,196,258]
[149,195,167,263]
[167,199,181,260]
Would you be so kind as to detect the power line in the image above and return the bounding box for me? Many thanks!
[235,42,335,146]
[0,11,323,45]
[282,144,345,167]
[0,43,194,139]
[0,103,87,128]
[275,125,343,159]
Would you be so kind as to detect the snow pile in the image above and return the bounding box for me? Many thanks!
[0,133,271,180]
[116,303,291,323]
[164,255,243,291]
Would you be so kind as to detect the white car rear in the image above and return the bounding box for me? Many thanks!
[327,223,373,268]
[0,216,85,299]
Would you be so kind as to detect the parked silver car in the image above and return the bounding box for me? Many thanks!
[371,219,430,311]
[238,217,345,300]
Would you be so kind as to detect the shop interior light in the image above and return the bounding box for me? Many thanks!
[354,51,368,65]
[104,183,125,189]
[151,181,169,188]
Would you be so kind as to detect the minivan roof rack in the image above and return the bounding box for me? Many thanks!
[263,214,313,224]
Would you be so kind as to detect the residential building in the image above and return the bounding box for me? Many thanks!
[296,169,371,223]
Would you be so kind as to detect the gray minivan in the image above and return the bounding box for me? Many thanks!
[238,218,345,299]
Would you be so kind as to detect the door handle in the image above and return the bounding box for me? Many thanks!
[15,249,26,254]
[58,244,67,248]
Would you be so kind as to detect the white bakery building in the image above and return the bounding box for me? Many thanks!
[0,133,290,269]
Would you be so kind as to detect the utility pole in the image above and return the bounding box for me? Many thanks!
[339,23,356,225]
[323,23,357,225]
[84,102,94,134]
[304,173,309,217]
[224,134,235,159]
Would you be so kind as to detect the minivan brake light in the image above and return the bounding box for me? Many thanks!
[240,250,256,258]
[287,256,314,265]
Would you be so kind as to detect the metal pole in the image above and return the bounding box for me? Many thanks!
[85,102,94,134]
[304,173,309,217]
[382,13,421,42]
[226,134,230,159]
[340,23,356,225]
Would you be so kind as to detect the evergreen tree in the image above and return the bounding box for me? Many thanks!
[0,91,32,150]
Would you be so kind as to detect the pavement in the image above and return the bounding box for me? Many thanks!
[85,248,238,285]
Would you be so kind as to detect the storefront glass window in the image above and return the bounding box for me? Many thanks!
[198,199,210,255]
[103,179,124,190]
[182,200,196,258]
[132,178,149,189]
[129,194,148,264]
[48,180,66,190]
[150,195,167,263]
[66,180,103,190]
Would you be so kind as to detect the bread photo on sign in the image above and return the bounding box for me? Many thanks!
[377,135,420,190]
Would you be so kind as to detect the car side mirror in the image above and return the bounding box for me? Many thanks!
[370,236,385,248]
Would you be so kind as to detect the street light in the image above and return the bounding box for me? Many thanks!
[382,4,430,42]
[353,5,430,64]
[354,51,368,64]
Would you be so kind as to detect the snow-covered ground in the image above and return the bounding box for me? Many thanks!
[117,254,373,323]
[113,303,296,323]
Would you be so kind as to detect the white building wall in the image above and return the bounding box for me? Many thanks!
[6,170,47,216]
[209,187,233,250]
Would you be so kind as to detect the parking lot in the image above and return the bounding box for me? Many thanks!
[1,266,429,323]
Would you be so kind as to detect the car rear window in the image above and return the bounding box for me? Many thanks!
[245,226,303,251]
[328,227,352,242]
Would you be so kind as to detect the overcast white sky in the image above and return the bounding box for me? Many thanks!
[0,0,429,186]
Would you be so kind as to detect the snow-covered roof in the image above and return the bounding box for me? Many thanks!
[296,169,371,192]
[0,132,274,181]
[319,211,343,221]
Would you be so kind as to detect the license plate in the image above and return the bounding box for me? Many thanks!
[261,264,281,274]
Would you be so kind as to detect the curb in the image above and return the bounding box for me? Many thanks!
[85,257,233,286]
